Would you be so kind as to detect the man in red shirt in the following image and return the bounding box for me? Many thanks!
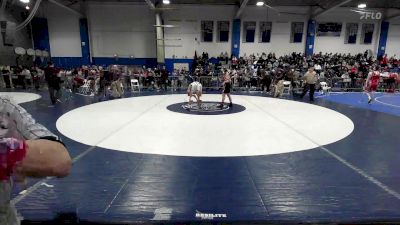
[44,62,61,104]
[380,54,388,67]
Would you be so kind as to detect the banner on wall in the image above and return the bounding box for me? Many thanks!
[173,63,189,71]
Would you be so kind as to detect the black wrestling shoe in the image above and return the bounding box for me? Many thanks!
[368,98,372,104]
[229,103,233,107]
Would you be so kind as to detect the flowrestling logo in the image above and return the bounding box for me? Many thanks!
[195,211,227,220]
[166,101,246,115]
[360,12,382,20]
[182,102,230,113]
[351,9,382,20]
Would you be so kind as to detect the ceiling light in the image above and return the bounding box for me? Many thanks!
[256,1,264,6]
[358,3,367,8]
[20,0,30,3]
[163,0,170,4]
[25,5,30,10]
[153,24,177,28]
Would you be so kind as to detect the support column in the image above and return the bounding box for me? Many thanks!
[305,20,316,56]
[155,13,165,64]
[79,18,91,65]
[377,21,389,58]
[231,19,241,57]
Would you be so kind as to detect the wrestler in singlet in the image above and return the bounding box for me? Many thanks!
[366,71,380,92]
[365,69,381,104]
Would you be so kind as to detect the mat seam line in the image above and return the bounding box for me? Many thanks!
[240,95,400,201]
[103,155,145,213]
[243,157,270,216]
[12,95,171,205]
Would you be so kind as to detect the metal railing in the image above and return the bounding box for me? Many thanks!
[2,72,398,94]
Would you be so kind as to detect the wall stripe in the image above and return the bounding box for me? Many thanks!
[92,57,158,68]
[47,57,224,71]
[49,57,158,69]
[52,57,83,68]
[165,58,193,72]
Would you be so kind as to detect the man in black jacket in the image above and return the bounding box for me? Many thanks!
[44,62,61,104]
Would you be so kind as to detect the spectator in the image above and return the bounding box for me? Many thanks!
[0,96,71,225]
[111,76,124,99]
[160,66,168,91]
[20,67,31,89]
[1,67,12,88]
[381,54,388,67]
[262,68,272,93]
[44,62,61,105]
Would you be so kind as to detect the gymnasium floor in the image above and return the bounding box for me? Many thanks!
[2,90,400,224]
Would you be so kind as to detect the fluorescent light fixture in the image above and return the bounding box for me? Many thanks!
[163,0,170,4]
[157,38,182,40]
[20,0,29,3]
[358,3,367,8]
[153,24,178,28]
[25,5,30,10]
[256,1,264,6]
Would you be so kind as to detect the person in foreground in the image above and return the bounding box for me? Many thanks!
[0,96,71,225]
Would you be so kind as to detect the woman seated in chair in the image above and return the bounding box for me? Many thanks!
[72,71,85,92]
[111,76,124,99]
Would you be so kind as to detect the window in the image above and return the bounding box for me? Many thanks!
[201,21,214,42]
[291,22,304,43]
[345,23,358,44]
[317,23,342,36]
[217,21,230,42]
[361,23,374,44]
[259,22,272,43]
[243,21,256,43]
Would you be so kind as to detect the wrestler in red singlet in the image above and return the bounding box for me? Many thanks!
[366,71,380,92]
[365,70,381,104]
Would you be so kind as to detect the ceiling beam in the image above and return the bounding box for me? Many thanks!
[144,0,155,10]
[311,0,353,18]
[235,0,249,19]
[385,10,400,21]
[48,0,83,17]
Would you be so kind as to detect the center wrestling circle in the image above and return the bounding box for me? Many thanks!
[167,101,246,115]
[56,94,354,157]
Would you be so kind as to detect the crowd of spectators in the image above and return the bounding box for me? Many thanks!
[1,51,399,104]
[190,51,399,92]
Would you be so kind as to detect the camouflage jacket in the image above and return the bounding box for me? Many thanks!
[0,96,60,225]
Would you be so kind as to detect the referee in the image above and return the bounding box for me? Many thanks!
[300,67,318,102]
